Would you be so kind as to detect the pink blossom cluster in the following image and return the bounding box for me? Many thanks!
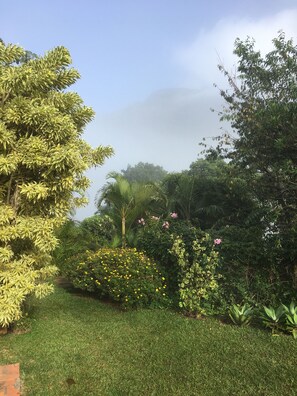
[214,238,222,245]
[138,218,145,226]
[170,212,178,219]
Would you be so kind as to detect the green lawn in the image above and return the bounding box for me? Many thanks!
[0,285,296,396]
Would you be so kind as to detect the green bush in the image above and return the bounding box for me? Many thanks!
[136,217,203,297]
[63,248,168,308]
[170,234,221,316]
[53,216,116,271]
[209,225,292,307]
[80,215,116,246]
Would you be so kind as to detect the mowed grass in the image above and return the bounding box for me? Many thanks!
[0,285,296,396]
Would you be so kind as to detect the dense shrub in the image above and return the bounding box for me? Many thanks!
[136,216,203,297]
[63,248,168,308]
[80,215,116,246]
[53,216,116,271]
[171,234,221,315]
[209,225,293,306]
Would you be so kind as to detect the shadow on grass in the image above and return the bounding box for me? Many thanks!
[54,276,125,311]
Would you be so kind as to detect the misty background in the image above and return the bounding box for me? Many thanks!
[1,1,297,218]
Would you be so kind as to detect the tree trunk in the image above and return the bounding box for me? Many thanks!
[121,216,126,248]
[293,264,297,289]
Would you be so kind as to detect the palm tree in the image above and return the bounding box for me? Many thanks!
[161,173,196,221]
[96,173,155,247]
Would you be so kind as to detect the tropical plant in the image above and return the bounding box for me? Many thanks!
[282,302,297,339]
[0,42,113,328]
[260,305,285,334]
[162,159,260,231]
[228,303,253,326]
[96,174,156,247]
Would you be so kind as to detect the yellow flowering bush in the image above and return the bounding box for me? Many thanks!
[64,248,168,308]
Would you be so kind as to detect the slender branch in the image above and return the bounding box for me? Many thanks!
[1,91,10,107]
[6,174,13,205]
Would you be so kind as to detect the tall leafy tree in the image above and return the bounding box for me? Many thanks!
[162,173,196,221]
[0,42,113,327]
[162,158,258,229]
[121,162,167,183]
[218,32,297,283]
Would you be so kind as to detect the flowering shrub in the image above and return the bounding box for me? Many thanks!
[136,216,201,263]
[136,216,204,298]
[170,233,221,315]
[63,248,167,308]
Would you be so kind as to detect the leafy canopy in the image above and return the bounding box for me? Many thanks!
[217,32,297,275]
[96,173,155,247]
[0,42,113,326]
[121,162,167,183]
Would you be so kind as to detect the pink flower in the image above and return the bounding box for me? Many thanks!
[138,218,145,226]
[162,221,170,229]
[170,212,178,219]
[214,238,222,245]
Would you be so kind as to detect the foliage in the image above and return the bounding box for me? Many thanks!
[80,214,116,246]
[53,215,116,270]
[121,162,167,183]
[96,174,156,247]
[218,32,297,285]
[63,248,167,308]
[256,302,297,338]
[283,302,297,339]
[229,303,253,326]
[161,173,196,221]
[136,216,201,297]
[170,234,221,315]
[260,305,286,334]
[54,220,94,263]
[211,225,291,307]
[136,216,200,262]
[0,42,113,327]
[158,159,283,308]
[227,301,297,338]
[162,159,258,230]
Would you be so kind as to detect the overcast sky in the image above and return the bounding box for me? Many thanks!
[1,1,297,219]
